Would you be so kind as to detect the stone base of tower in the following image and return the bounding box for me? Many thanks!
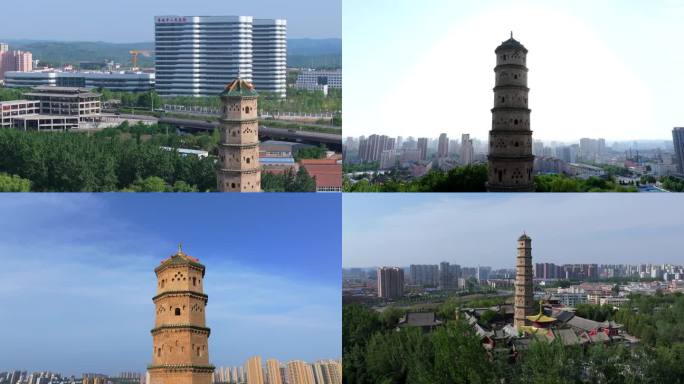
[487,156,535,192]
[217,169,261,192]
[148,367,214,384]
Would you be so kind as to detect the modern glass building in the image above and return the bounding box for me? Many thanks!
[155,15,286,98]
[253,19,287,98]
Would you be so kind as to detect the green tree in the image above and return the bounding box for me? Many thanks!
[0,173,31,191]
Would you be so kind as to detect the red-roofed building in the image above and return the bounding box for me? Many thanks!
[300,159,342,192]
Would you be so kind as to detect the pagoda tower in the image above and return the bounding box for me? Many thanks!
[514,233,534,329]
[487,33,535,192]
[148,245,214,384]
[217,79,261,192]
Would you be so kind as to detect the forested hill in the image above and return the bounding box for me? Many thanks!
[2,38,341,69]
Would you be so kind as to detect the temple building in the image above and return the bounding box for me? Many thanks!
[148,245,215,384]
[217,79,262,192]
[487,33,535,192]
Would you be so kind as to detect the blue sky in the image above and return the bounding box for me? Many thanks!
[343,193,684,268]
[0,194,341,376]
[0,0,340,42]
[344,0,684,141]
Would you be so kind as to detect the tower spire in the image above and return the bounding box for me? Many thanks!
[178,242,183,254]
[511,30,513,39]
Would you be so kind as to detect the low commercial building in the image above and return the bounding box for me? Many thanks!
[4,71,155,92]
[24,86,101,122]
[0,100,40,128]
[299,158,342,192]
[0,86,101,131]
[565,163,606,179]
[295,69,342,90]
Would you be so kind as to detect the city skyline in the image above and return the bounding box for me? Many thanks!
[344,0,684,141]
[343,193,684,268]
[0,194,341,377]
[0,0,341,42]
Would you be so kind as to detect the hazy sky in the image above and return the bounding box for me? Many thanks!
[0,0,341,42]
[344,0,684,141]
[343,193,684,268]
[0,194,341,376]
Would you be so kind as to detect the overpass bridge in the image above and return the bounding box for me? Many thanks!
[158,117,342,151]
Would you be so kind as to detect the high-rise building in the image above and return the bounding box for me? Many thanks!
[246,356,264,384]
[514,234,534,329]
[252,19,287,97]
[155,16,253,97]
[438,262,461,290]
[154,16,286,97]
[417,138,428,161]
[487,34,535,192]
[217,79,261,192]
[359,134,393,162]
[0,43,32,79]
[311,360,342,384]
[460,134,474,165]
[673,127,684,174]
[286,361,315,384]
[437,133,449,158]
[377,267,404,299]
[409,264,439,286]
[266,359,283,384]
[148,245,214,384]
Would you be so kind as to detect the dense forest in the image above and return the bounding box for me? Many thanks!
[343,164,639,192]
[0,123,319,192]
[343,293,684,383]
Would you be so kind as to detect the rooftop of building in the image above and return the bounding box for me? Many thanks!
[495,33,528,53]
[300,159,342,188]
[221,79,258,98]
[399,312,443,328]
[24,86,101,98]
[156,245,205,273]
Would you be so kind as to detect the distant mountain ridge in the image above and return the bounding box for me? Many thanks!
[1,38,341,69]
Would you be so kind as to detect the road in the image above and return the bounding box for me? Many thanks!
[158,116,342,150]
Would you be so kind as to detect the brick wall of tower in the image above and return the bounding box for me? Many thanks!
[149,256,213,384]
[514,238,533,329]
[487,38,535,192]
[217,95,261,192]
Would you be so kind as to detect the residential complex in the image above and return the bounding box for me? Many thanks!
[212,359,341,384]
[377,266,404,299]
[0,43,32,79]
[154,15,287,97]
[4,71,155,92]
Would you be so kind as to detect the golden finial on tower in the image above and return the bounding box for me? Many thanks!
[178,242,183,254]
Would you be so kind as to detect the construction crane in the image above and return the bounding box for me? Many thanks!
[129,50,151,70]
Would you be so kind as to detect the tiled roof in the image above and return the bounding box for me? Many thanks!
[400,312,442,327]
[221,79,258,97]
[300,159,342,188]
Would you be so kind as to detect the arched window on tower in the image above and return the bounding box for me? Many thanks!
[175,308,181,316]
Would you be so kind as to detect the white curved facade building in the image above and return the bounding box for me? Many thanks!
[4,71,155,92]
[252,19,287,98]
[155,15,286,98]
